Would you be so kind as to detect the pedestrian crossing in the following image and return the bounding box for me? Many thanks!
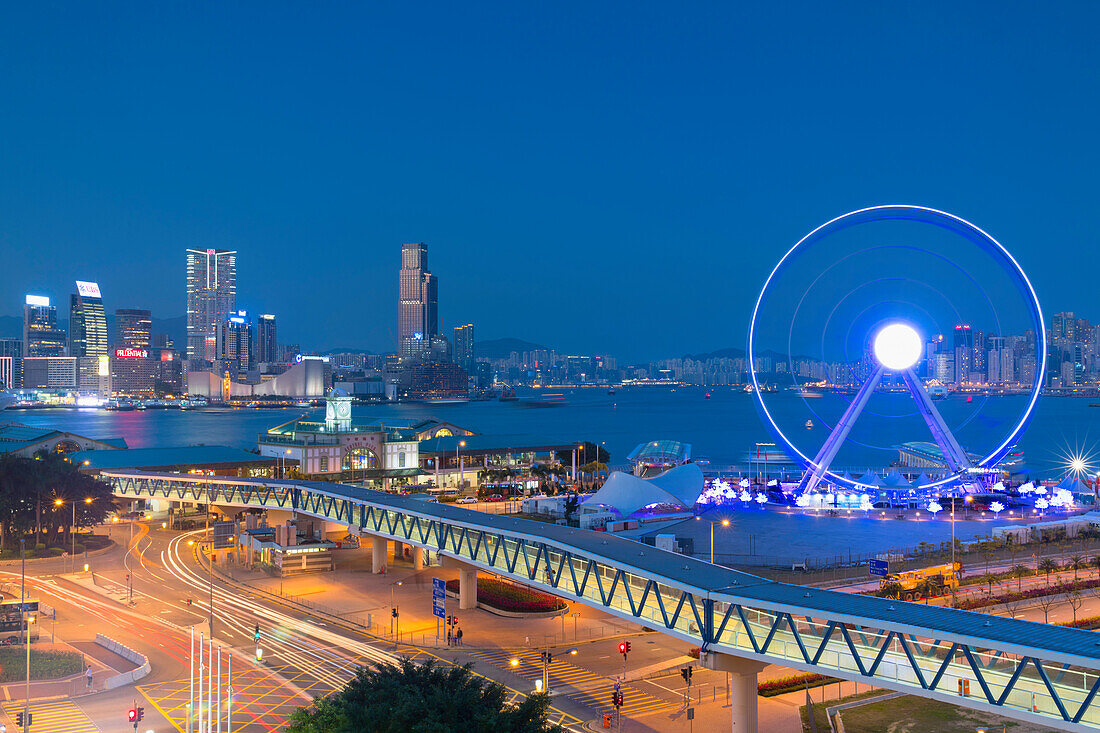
[467,647,671,717]
[1,699,100,733]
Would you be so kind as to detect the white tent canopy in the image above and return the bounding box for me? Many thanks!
[585,463,704,517]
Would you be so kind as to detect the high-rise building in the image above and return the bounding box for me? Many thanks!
[69,282,108,358]
[953,324,973,384]
[23,295,67,358]
[116,309,152,349]
[0,338,23,388]
[23,357,77,389]
[69,282,108,393]
[216,311,253,376]
[398,242,438,360]
[256,314,277,364]
[186,248,237,362]
[453,323,474,371]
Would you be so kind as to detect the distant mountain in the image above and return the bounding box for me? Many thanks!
[325,347,374,355]
[682,346,745,360]
[475,337,550,360]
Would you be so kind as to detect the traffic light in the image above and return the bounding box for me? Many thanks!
[681,666,693,685]
[613,691,624,707]
[540,650,552,664]
[137,707,145,722]
[391,608,398,618]
[253,623,260,641]
[128,708,138,722]
[618,641,631,659]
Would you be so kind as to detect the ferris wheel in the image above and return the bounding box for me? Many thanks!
[747,205,1046,494]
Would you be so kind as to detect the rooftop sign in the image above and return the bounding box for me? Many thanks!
[75,281,102,298]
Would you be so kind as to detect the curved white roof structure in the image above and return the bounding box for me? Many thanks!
[585,463,704,517]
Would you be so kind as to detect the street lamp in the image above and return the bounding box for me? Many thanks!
[457,440,466,489]
[55,497,93,573]
[695,516,730,564]
[950,494,973,608]
[390,580,403,637]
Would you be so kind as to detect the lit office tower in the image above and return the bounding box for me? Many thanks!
[453,323,474,371]
[216,311,253,376]
[186,248,237,362]
[70,282,109,392]
[23,295,67,357]
[69,282,108,358]
[953,324,973,384]
[0,338,21,388]
[116,309,152,349]
[256,314,277,363]
[398,242,438,360]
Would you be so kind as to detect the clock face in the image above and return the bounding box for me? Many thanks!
[337,401,350,418]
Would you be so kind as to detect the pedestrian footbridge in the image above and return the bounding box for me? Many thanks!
[103,470,1100,731]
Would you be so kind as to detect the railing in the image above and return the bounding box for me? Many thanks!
[103,469,1100,731]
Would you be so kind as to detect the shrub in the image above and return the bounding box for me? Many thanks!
[0,649,83,682]
[445,578,566,613]
[758,672,839,697]
[687,647,701,659]
[955,577,1100,611]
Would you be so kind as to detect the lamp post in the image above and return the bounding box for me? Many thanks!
[695,516,730,564]
[390,580,403,637]
[55,497,94,574]
[457,440,466,489]
[950,494,973,608]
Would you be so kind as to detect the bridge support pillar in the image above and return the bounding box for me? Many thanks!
[458,567,477,610]
[700,652,767,731]
[394,540,404,563]
[372,537,388,574]
[412,546,424,570]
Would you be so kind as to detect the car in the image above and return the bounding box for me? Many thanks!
[486,494,505,502]
[456,496,478,504]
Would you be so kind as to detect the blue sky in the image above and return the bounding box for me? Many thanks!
[1,3,1097,361]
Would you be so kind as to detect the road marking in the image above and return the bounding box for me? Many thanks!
[1,699,100,733]
[468,647,673,716]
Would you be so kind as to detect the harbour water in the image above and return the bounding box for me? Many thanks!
[7,387,1096,477]
[8,388,1093,565]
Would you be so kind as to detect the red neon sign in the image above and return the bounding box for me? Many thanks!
[115,348,148,359]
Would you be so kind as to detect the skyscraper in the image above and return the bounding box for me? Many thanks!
[69,281,108,358]
[953,324,973,384]
[116,309,152,349]
[398,242,438,360]
[216,311,253,376]
[186,248,237,362]
[0,338,21,389]
[453,323,474,371]
[23,295,67,357]
[256,314,277,364]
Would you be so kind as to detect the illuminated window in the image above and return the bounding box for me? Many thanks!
[399,452,406,468]
[343,447,378,471]
[320,455,328,472]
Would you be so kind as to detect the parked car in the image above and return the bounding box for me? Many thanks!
[457,496,478,504]
[485,494,505,502]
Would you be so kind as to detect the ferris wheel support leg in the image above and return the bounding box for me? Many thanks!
[799,365,884,494]
[901,369,972,475]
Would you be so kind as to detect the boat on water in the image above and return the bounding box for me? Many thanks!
[0,391,15,411]
[499,388,518,402]
[705,392,711,399]
[805,420,813,429]
[607,389,616,396]
[519,393,566,408]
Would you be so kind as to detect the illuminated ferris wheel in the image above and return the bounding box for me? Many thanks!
[747,205,1046,494]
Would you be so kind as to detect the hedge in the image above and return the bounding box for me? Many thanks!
[954,577,1100,611]
[445,577,566,613]
[758,672,839,697]
[0,649,83,683]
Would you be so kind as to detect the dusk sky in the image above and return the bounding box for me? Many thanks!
[3,3,1098,362]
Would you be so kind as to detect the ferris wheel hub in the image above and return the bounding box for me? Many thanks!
[873,323,922,371]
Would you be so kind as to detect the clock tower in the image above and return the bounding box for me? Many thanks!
[325,388,353,432]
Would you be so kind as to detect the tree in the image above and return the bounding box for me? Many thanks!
[1012,564,1029,592]
[1071,555,1086,581]
[879,581,903,600]
[980,573,997,596]
[1036,593,1059,624]
[1069,590,1085,624]
[563,494,580,523]
[1038,558,1058,586]
[287,658,563,733]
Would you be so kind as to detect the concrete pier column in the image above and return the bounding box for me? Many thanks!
[458,567,477,610]
[412,546,424,570]
[394,540,404,562]
[700,652,767,731]
[372,536,388,574]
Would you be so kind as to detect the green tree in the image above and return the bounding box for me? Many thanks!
[287,659,563,733]
[1038,557,1058,586]
[1071,555,1086,581]
[563,494,580,522]
[1012,564,1029,591]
